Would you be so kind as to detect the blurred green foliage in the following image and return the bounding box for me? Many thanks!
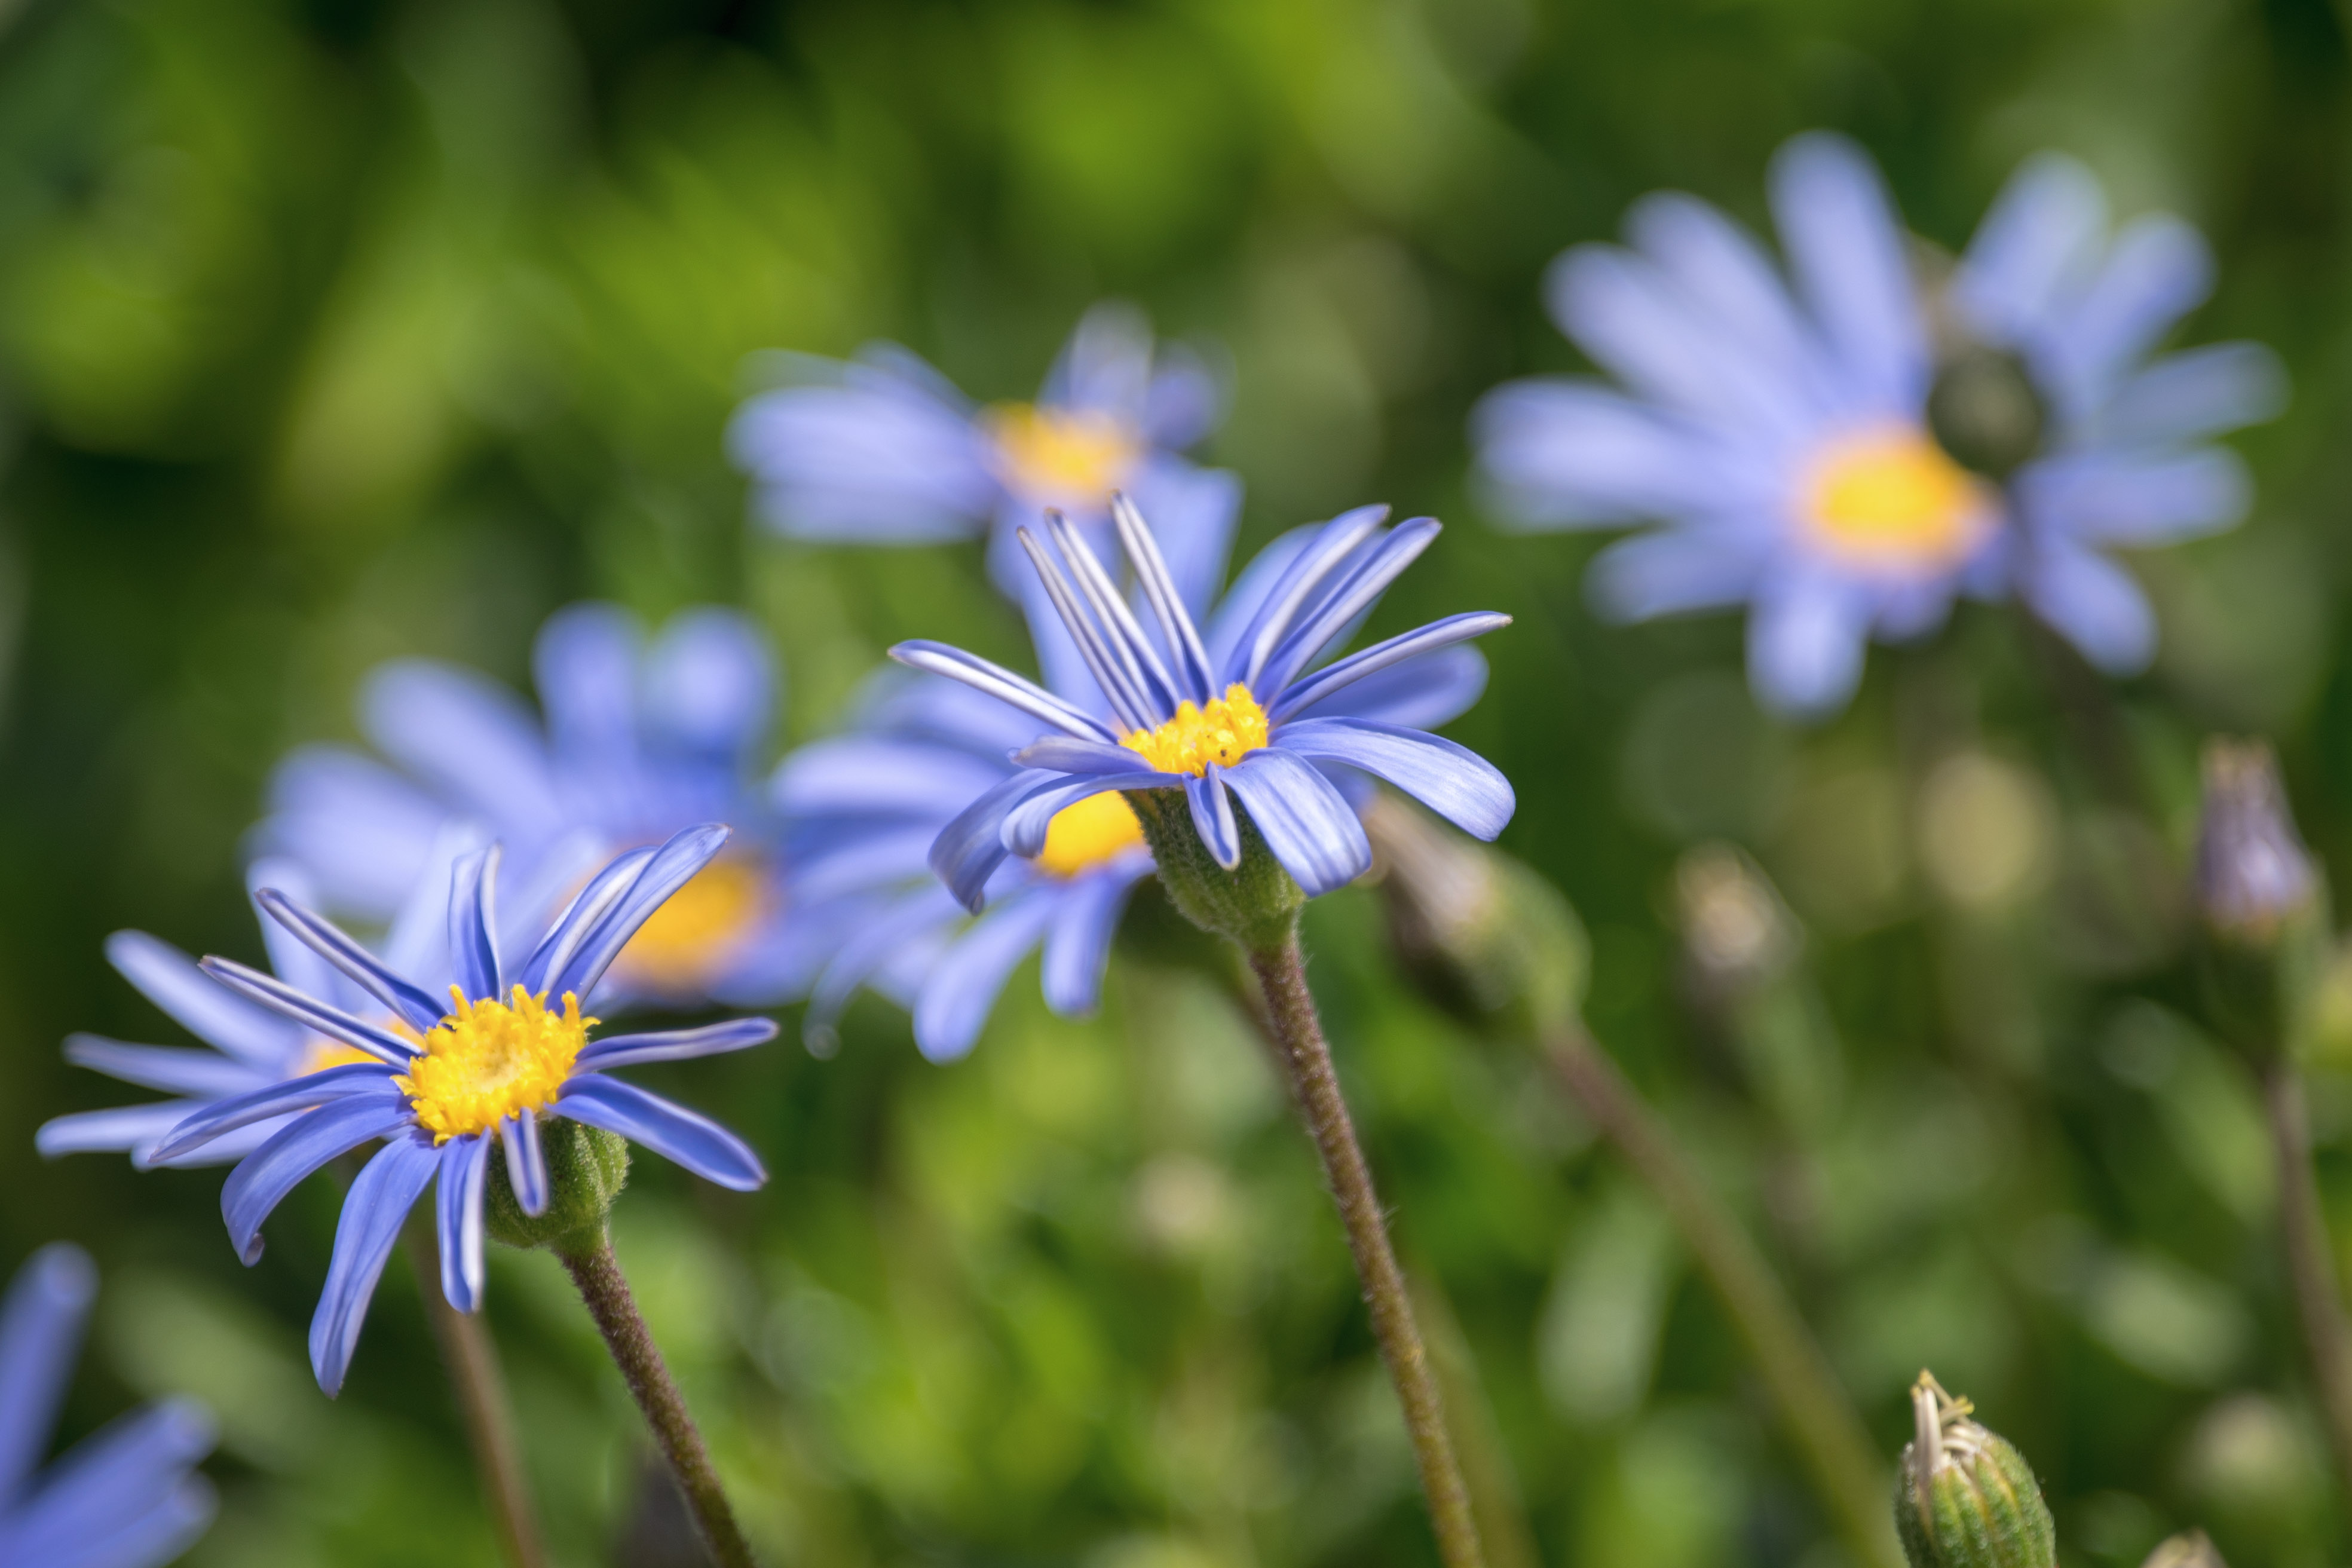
[2,0,2351,1564]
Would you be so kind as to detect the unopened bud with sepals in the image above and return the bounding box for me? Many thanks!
[1894,1371,2056,1568]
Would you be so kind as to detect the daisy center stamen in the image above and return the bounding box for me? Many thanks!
[984,403,1141,504]
[1799,423,1994,571]
[397,984,595,1144]
[1036,790,1148,877]
[614,856,766,990]
[1122,684,1269,777]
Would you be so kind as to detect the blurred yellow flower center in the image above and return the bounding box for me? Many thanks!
[614,857,765,991]
[1036,790,1147,877]
[300,1039,384,1076]
[984,403,1140,504]
[397,985,594,1143]
[1799,424,1993,570]
[1122,684,1269,776]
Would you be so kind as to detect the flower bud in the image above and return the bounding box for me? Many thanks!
[1677,843,1799,1006]
[1362,792,1587,1034]
[2140,1530,2228,1568]
[2193,739,2328,1062]
[1927,344,2046,482]
[1894,1371,2056,1568]
[485,1119,632,1252]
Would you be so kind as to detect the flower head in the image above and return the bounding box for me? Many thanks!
[727,302,1241,611]
[262,603,817,1007]
[148,826,777,1394]
[0,1244,216,1568]
[1474,133,2280,716]
[890,496,1515,934]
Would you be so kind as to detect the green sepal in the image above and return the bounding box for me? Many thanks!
[1896,1425,2056,1568]
[483,1116,630,1253]
[2198,887,2330,1068]
[1125,787,1305,954]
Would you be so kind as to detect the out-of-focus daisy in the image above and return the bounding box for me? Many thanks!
[150,827,776,1394]
[726,302,1241,616]
[38,852,461,1169]
[1474,132,2280,716]
[891,498,1514,920]
[0,1244,215,1567]
[262,603,818,1007]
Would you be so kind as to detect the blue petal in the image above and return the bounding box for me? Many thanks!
[447,846,503,1003]
[1272,612,1510,721]
[1587,526,1773,620]
[557,1076,765,1190]
[105,930,300,1070]
[502,1111,549,1218]
[2021,541,2156,675]
[577,1017,779,1070]
[1012,737,1149,774]
[1297,646,1489,732]
[773,735,1008,819]
[1273,719,1515,841]
[152,1063,404,1164]
[1040,869,1143,1017]
[1002,773,1175,860]
[246,857,345,1010]
[62,1036,261,1099]
[1226,507,1389,690]
[2099,342,2287,447]
[225,1094,416,1266]
[1951,152,2106,347]
[1257,517,1443,697]
[517,844,656,997]
[1045,301,1156,421]
[801,884,966,1052]
[1186,768,1240,870]
[359,660,563,829]
[2047,212,2212,413]
[533,602,641,765]
[549,824,732,1000]
[1204,525,1317,673]
[1120,464,1241,633]
[1625,189,1836,414]
[252,890,445,1035]
[912,890,1063,1062]
[2017,447,2249,548]
[310,1134,442,1395]
[1769,132,1927,415]
[36,1103,218,1167]
[0,1244,96,1505]
[260,745,446,917]
[195,958,415,1067]
[1219,749,1374,898]
[645,607,777,760]
[889,641,1116,742]
[2,1400,215,1566]
[1471,378,1777,529]
[436,1134,492,1314]
[1746,571,1870,718]
[929,770,1060,913]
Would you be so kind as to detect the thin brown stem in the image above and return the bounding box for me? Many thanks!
[1248,935,1486,1568]
[399,1224,547,1568]
[2262,1062,2352,1505]
[1544,1024,1901,1568]
[558,1230,756,1568]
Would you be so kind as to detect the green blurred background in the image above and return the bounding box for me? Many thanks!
[1,0,2348,1563]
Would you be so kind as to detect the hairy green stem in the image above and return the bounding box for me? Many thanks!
[1249,935,1487,1568]
[399,1223,547,1568]
[2262,1062,2352,1506]
[557,1230,755,1568]
[1545,1025,1901,1568]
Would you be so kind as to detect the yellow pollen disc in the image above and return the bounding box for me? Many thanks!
[396,985,595,1144]
[1799,424,1993,571]
[1122,684,1269,777]
[614,856,766,992]
[1035,789,1147,877]
[983,402,1141,505]
[300,1039,383,1076]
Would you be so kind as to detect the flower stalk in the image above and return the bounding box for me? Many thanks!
[1250,933,1486,1568]
[399,1223,546,1568]
[2260,1063,2352,1505]
[556,1228,757,1568]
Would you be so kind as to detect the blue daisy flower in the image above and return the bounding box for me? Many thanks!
[38,850,469,1170]
[0,1244,215,1568]
[890,497,1515,921]
[261,603,821,1007]
[726,301,1242,615]
[147,826,777,1395]
[1472,132,2280,716]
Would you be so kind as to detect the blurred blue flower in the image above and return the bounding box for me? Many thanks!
[149,828,777,1395]
[1474,133,2281,716]
[892,497,1515,919]
[0,1244,215,1567]
[262,602,820,1008]
[726,301,1242,614]
[39,850,466,1170]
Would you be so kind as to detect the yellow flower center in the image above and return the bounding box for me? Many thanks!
[1121,684,1269,777]
[1798,424,1994,572]
[1035,789,1148,877]
[612,856,767,993]
[397,985,595,1143]
[300,1039,385,1076]
[983,402,1141,506]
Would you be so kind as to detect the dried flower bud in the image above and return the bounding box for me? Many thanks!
[1894,1372,2056,1568]
[2192,739,2329,1062]
[2140,1530,2228,1568]
[2195,740,2318,944]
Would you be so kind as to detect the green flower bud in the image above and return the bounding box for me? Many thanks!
[483,1117,630,1252]
[1362,792,1588,1035]
[1894,1371,2056,1568]
[1125,787,1306,953]
[2193,739,2329,1064]
[1926,343,2046,482]
[2140,1530,2228,1568]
